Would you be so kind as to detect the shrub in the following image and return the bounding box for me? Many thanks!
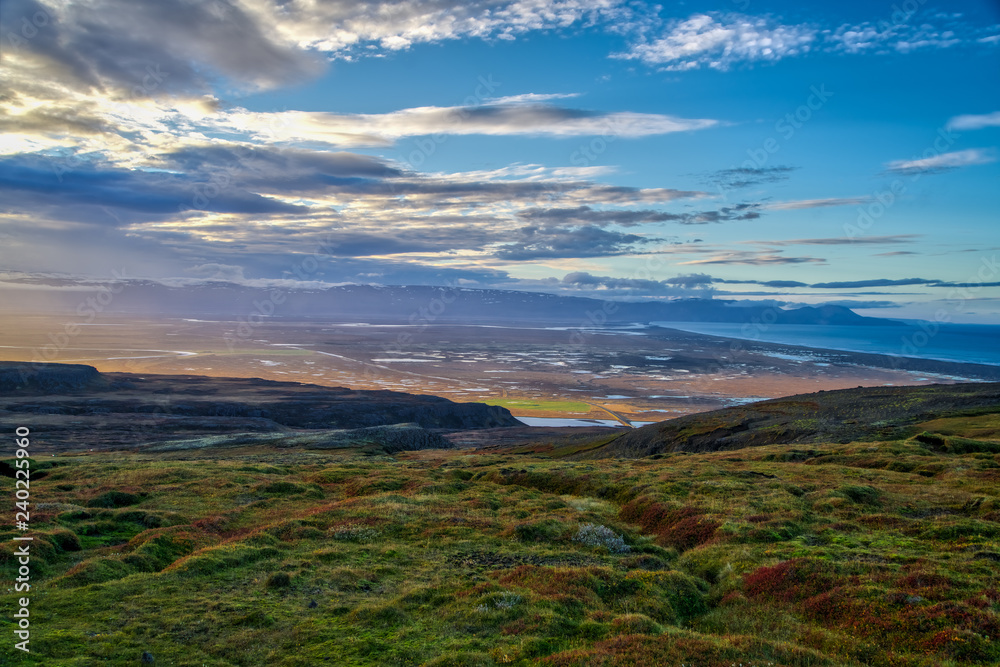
[513,518,566,543]
[49,529,82,552]
[611,613,663,635]
[265,572,291,588]
[573,523,630,553]
[260,481,304,495]
[87,490,141,508]
[837,484,882,505]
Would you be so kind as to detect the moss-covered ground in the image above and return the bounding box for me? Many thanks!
[2,425,998,665]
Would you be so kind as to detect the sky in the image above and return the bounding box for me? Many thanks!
[1,0,999,322]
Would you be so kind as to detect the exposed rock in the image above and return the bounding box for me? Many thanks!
[0,361,102,392]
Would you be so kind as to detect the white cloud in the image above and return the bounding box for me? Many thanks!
[829,22,963,54]
[617,12,997,71]
[216,104,717,147]
[242,0,631,58]
[947,111,1000,131]
[886,148,996,174]
[615,13,816,70]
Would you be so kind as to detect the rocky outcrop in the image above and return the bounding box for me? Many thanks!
[0,362,102,392]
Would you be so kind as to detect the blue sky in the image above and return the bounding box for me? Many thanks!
[1,0,999,321]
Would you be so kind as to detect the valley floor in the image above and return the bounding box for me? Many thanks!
[4,314,998,426]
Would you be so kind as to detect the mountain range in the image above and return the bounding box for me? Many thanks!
[2,279,894,326]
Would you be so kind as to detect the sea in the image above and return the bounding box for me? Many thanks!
[651,322,1000,367]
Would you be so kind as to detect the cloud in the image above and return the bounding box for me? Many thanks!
[705,166,796,189]
[829,21,963,53]
[680,251,825,265]
[817,300,902,309]
[253,0,636,59]
[185,263,246,282]
[516,202,758,227]
[947,111,1000,131]
[2,0,324,94]
[715,278,810,288]
[810,278,934,289]
[885,148,996,174]
[555,271,716,297]
[494,226,656,260]
[617,12,998,71]
[219,103,717,147]
[0,155,305,218]
[615,13,817,70]
[765,197,871,210]
[518,206,684,227]
[663,273,715,287]
[679,203,762,224]
[874,251,919,257]
[752,235,920,246]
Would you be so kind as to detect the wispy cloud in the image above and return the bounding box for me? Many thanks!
[810,278,933,289]
[750,235,920,246]
[764,197,870,211]
[885,148,996,174]
[705,166,796,189]
[947,111,1000,131]
[680,251,825,265]
[220,103,718,147]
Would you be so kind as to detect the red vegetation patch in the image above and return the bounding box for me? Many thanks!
[493,565,614,604]
[743,558,835,603]
[897,571,955,590]
[502,613,549,636]
[618,499,719,551]
[538,632,830,666]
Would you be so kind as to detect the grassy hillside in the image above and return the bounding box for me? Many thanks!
[582,382,1000,459]
[2,415,998,665]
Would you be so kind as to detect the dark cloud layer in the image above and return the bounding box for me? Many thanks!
[0,156,304,217]
[4,0,323,94]
[495,226,655,260]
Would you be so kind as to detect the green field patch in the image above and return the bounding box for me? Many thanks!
[913,412,1000,440]
[482,399,592,413]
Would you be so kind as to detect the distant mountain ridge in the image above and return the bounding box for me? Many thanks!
[1,280,895,326]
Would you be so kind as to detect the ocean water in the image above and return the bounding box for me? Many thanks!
[652,322,1000,367]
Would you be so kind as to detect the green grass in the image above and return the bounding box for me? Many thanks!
[481,399,592,413]
[2,426,998,666]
